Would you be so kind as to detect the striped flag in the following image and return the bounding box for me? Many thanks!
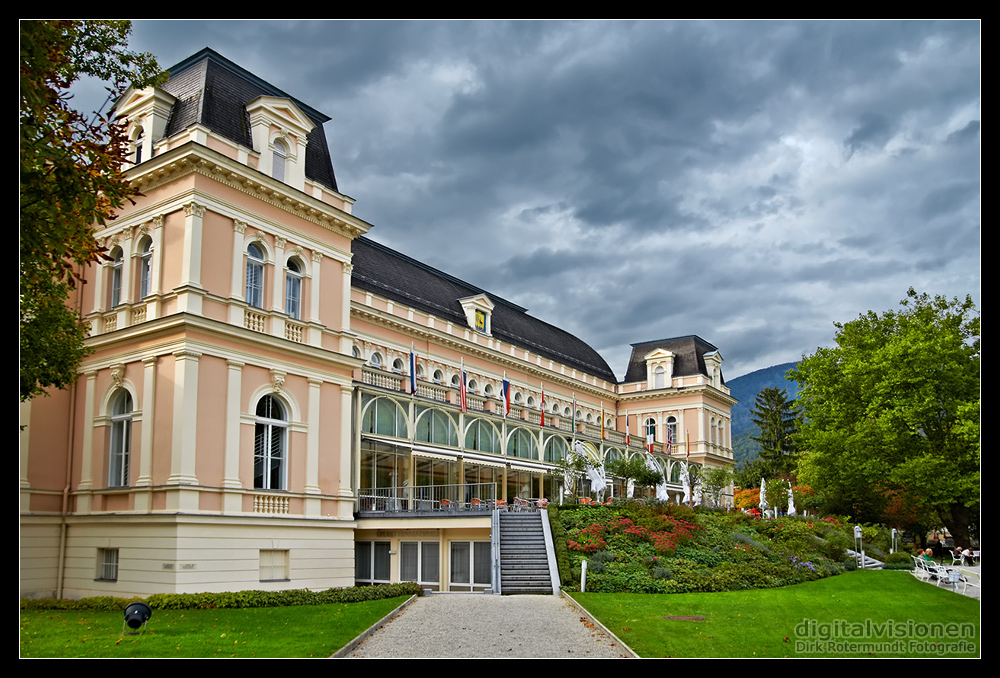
[625,410,630,446]
[501,373,510,417]
[666,425,673,456]
[540,383,545,427]
[686,430,690,459]
[646,418,655,454]
[409,343,417,394]
[600,401,605,440]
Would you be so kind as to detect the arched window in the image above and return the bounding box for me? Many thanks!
[392,358,404,374]
[468,379,478,394]
[415,406,458,447]
[133,127,144,164]
[272,138,287,182]
[507,427,537,460]
[285,258,303,319]
[246,243,265,309]
[645,417,657,441]
[110,247,124,307]
[254,395,287,490]
[370,352,382,369]
[352,345,362,359]
[109,390,132,487]
[465,418,501,454]
[433,369,444,384]
[451,374,460,388]
[543,435,569,463]
[483,383,493,397]
[666,416,677,447]
[361,394,408,439]
[563,406,571,418]
[138,238,152,299]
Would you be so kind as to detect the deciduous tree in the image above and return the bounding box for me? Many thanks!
[792,289,979,546]
[20,20,162,400]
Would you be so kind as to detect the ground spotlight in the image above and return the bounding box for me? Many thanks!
[123,602,152,634]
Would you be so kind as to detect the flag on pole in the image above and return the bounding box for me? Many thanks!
[600,401,605,440]
[625,410,630,446]
[686,429,690,458]
[501,372,510,417]
[409,343,417,394]
[572,393,577,431]
[666,425,673,456]
[459,359,467,413]
[646,418,655,454]
[540,383,545,427]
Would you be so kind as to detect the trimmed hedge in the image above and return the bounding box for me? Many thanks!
[20,582,423,611]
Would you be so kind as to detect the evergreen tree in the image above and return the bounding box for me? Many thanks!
[749,387,798,477]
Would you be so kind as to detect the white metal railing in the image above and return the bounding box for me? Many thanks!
[253,493,290,514]
[356,482,496,514]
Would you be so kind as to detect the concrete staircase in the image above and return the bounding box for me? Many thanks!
[498,512,553,595]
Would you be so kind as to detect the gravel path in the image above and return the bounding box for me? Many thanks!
[344,594,631,658]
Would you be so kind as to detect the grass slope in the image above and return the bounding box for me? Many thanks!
[572,570,979,658]
[20,596,409,658]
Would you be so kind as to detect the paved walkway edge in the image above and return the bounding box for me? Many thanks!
[560,591,640,659]
[330,594,420,658]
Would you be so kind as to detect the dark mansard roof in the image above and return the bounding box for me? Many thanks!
[351,237,618,383]
[622,335,725,385]
[161,48,339,192]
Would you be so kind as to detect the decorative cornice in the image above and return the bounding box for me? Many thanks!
[126,142,372,241]
[183,201,206,218]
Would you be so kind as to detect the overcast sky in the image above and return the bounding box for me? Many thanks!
[118,20,980,380]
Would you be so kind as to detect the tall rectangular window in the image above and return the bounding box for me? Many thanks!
[400,541,440,585]
[97,548,119,581]
[355,541,391,584]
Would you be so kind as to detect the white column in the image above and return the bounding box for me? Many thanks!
[91,261,107,315]
[305,379,323,517]
[77,371,98,513]
[167,350,200,511]
[338,385,355,519]
[223,360,244,514]
[229,220,247,325]
[339,262,354,354]
[179,202,205,315]
[134,356,157,512]
[145,215,164,321]
[271,236,287,314]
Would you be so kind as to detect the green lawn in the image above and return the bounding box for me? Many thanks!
[20,596,409,658]
[572,570,980,658]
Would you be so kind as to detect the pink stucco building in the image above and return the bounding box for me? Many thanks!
[20,49,736,598]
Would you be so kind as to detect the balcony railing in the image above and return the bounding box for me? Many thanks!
[356,482,496,517]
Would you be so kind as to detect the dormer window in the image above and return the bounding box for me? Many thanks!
[272,138,287,182]
[246,96,316,191]
[134,127,145,164]
[458,293,495,336]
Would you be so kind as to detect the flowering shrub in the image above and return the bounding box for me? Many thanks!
[558,499,852,594]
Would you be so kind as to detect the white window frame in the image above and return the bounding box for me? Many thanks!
[259,549,290,582]
[254,395,287,491]
[284,257,303,319]
[449,540,491,590]
[110,248,124,307]
[109,390,132,487]
[355,540,391,584]
[96,548,119,582]
[246,243,265,309]
[400,541,440,586]
[272,138,287,182]
[138,238,152,299]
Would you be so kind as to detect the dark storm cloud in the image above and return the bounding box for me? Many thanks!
[128,20,980,379]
